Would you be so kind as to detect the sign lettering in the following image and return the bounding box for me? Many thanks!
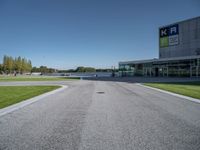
[160,24,179,47]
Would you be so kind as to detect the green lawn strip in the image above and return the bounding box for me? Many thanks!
[0,86,61,109]
[144,82,200,99]
[0,76,80,81]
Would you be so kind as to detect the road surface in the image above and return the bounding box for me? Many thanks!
[0,80,200,150]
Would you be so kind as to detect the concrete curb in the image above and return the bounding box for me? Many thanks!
[0,85,68,117]
[137,83,200,104]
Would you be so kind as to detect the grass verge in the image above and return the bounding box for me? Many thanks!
[0,86,60,109]
[0,76,80,81]
[144,82,200,99]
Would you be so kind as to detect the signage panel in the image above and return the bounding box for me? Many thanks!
[160,24,179,47]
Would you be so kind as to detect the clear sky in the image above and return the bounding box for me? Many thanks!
[0,0,199,69]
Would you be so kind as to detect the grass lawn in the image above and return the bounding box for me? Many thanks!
[144,82,200,99]
[0,86,61,109]
[0,76,80,81]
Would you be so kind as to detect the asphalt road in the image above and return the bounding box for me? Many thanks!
[0,80,200,150]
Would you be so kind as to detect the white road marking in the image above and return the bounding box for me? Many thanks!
[137,83,200,104]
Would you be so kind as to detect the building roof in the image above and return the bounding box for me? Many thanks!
[159,16,200,29]
[119,55,200,65]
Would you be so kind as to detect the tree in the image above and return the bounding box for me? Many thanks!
[3,55,10,74]
[0,64,3,74]
[84,67,96,72]
[7,56,14,73]
[27,60,32,72]
[16,56,22,73]
[75,66,96,72]
[76,66,85,72]
[39,66,48,74]
[1,55,32,74]
[21,58,26,73]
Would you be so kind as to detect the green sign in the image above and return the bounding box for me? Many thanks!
[160,37,168,47]
[159,24,179,48]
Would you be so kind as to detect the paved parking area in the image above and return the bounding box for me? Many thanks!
[0,80,200,150]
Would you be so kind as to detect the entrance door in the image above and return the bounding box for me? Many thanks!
[155,68,159,77]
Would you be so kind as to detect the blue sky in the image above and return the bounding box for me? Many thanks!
[0,0,199,69]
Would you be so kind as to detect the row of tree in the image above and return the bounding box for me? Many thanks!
[58,67,97,73]
[31,66,56,74]
[0,55,117,74]
[58,67,117,73]
[75,66,96,72]
[0,55,32,74]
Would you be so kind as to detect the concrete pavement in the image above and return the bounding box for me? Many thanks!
[0,80,200,150]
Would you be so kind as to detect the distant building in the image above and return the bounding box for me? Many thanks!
[119,16,200,77]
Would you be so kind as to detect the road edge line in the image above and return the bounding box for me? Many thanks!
[0,85,68,117]
[137,83,200,104]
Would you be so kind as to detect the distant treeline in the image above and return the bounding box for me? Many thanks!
[0,55,32,74]
[0,55,57,75]
[33,66,114,74]
[0,55,117,75]
[32,66,56,74]
[58,66,117,73]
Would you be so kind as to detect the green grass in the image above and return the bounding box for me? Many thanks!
[0,86,61,109]
[144,82,200,99]
[0,76,80,81]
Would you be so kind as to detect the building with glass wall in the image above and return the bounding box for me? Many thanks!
[119,16,200,77]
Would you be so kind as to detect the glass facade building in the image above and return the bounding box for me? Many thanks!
[119,56,200,77]
[119,17,200,77]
